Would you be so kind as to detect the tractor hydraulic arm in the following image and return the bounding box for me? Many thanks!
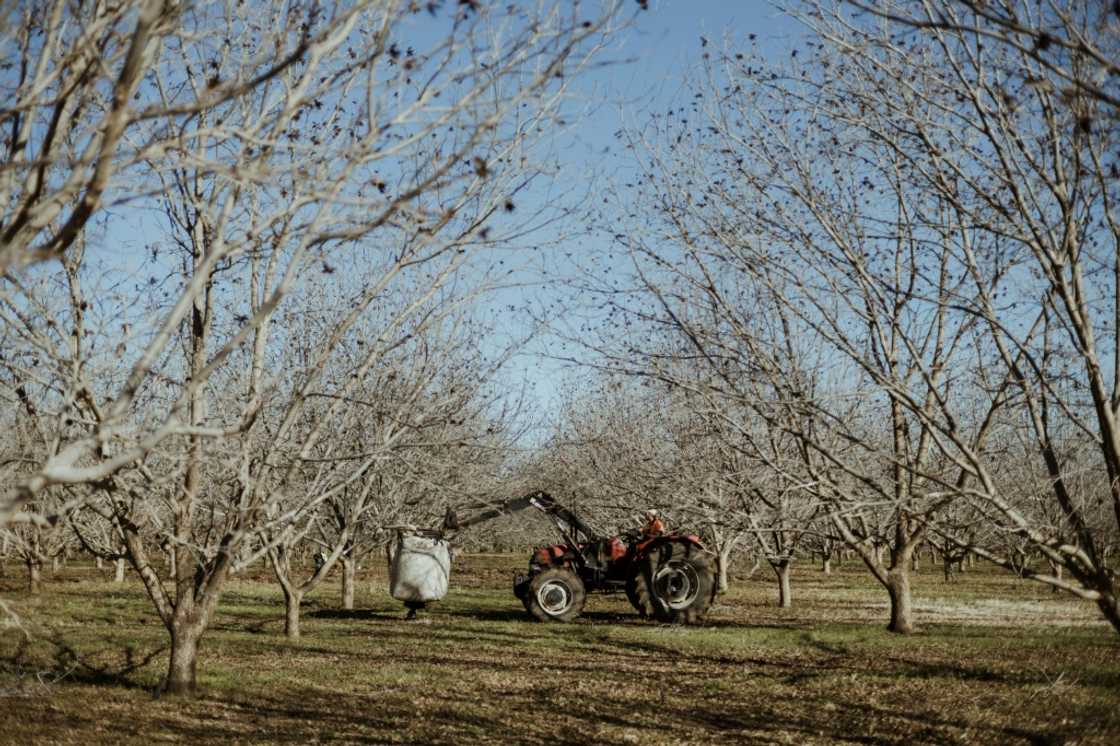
[442,491,543,532]
[441,490,601,543]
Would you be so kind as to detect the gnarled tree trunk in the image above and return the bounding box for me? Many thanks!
[831,513,922,635]
[772,559,793,608]
[886,566,914,634]
[26,557,42,594]
[165,624,202,696]
[1096,591,1120,633]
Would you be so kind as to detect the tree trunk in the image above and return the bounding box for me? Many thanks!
[284,588,303,639]
[165,627,201,695]
[167,546,178,581]
[341,557,355,610]
[96,556,103,570]
[1096,591,1120,635]
[716,547,732,594]
[1048,558,1063,593]
[821,553,832,575]
[51,555,60,575]
[773,560,792,608]
[886,568,915,634]
[27,557,42,594]
[832,510,921,634]
[114,558,126,583]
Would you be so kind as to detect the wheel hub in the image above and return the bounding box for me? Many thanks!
[536,579,573,615]
[654,560,700,609]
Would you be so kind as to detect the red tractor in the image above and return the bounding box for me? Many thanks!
[443,491,715,624]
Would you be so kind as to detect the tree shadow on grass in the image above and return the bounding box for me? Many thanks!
[14,634,1097,746]
[840,701,1073,746]
[886,653,1120,690]
[442,605,803,629]
[169,677,1075,746]
[439,606,532,624]
[533,681,1076,746]
[801,630,1120,692]
[441,606,644,624]
[2,635,165,692]
[597,634,827,676]
[306,608,406,622]
[210,611,275,634]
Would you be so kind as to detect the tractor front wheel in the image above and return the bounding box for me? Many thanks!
[643,541,714,624]
[626,571,652,617]
[525,567,586,623]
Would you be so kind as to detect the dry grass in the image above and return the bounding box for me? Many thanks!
[0,555,1117,745]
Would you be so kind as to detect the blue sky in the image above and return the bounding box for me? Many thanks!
[481,1,805,428]
[564,0,803,164]
[81,1,806,438]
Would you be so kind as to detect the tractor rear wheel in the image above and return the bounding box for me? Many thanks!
[643,540,714,624]
[626,571,652,617]
[525,567,586,623]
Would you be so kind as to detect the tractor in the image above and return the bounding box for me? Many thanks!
[442,491,715,624]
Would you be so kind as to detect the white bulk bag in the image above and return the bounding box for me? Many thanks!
[390,533,451,603]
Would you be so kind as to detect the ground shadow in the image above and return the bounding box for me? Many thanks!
[168,676,1076,746]
[442,606,530,623]
[306,608,402,621]
[442,606,643,624]
[1,635,165,692]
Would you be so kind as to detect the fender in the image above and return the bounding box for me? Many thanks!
[633,534,720,605]
[533,543,574,567]
[632,532,706,560]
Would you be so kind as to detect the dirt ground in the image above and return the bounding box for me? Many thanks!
[1,555,1117,745]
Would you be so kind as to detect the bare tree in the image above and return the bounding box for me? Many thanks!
[791,0,1120,630]
[0,0,376,274]
[1,0,630,693]
[582,0,1120,633]
[263,308,517,637]
[1,0,629,529]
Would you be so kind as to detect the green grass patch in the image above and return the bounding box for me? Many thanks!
[1,556,1117,744]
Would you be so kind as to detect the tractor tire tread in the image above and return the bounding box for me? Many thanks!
[644,539,714,625]
[525,566,586,623]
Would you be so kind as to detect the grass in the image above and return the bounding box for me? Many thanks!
[1,555,1118,745]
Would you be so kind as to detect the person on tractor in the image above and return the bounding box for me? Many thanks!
[640,509,665,539]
